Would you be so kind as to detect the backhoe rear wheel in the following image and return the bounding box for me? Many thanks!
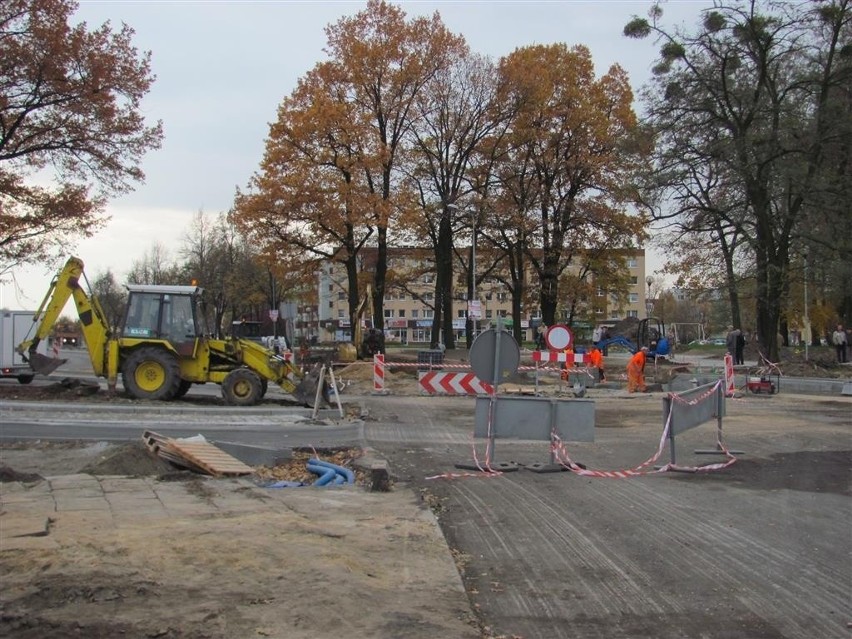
[122,347,181,401]
[222,368,264,406]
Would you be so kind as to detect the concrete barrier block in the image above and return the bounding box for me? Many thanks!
[842,381,852,396]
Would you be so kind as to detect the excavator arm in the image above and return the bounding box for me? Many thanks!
[16,256,114,377]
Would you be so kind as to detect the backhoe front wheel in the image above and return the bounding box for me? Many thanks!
[222,368,264,406]
[122,347,181,401]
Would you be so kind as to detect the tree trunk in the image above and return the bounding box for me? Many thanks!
[431,212,454,349]
[539,251,560,326]
[373,226,388,333]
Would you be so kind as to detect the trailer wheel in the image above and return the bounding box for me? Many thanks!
[17,374,34,385]
[222,368,263,406]
[122,347,181,401]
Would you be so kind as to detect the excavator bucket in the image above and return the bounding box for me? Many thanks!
[27,352,67,376]
[291,367,331,408]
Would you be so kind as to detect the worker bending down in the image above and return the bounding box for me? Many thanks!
[588,346,605,382]
[626,346,649,393]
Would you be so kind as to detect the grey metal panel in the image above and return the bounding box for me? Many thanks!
[474,396,595,442]
[664,382,724,436]
[469,329,520,385]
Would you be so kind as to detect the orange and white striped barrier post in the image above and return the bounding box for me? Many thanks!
[723,353,735,397]
[372,353,388,395]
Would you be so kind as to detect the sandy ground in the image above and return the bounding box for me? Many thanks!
[0,439,481,639]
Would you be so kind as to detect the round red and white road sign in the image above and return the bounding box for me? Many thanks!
[545,324,573,351]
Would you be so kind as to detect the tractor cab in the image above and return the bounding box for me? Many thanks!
[122,284,204,346]
[638,317,670,357]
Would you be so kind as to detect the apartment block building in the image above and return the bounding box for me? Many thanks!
[311,247,650,346]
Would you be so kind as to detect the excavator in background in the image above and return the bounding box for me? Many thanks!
[354,284,383,360]
[16,257,324,407]
[325,283,379,364]
[594,317,671,359]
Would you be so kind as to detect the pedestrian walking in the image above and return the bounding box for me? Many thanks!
[725,325,738,360]
[536,324,547,350]
[832,324,848,363]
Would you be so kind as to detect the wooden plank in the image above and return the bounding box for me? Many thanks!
[164,440,254,477]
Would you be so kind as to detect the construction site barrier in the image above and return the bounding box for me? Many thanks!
[373,353,385,393]
[418,371,493,395]
[723,353,735,396]
[370,353,596,397]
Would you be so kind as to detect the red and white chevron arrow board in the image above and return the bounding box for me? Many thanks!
[418,371,494,395]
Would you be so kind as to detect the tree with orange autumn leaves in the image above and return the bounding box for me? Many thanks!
[235,1,648,347]
[0,0,162,276]
[235,0,465,337]
[494,44,647,328]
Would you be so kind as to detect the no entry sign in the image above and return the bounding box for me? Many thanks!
[545,324,573,351]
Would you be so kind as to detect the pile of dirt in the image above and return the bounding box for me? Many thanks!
[768,347,851,379]
[0,466,44,483]
[78,441,176,476]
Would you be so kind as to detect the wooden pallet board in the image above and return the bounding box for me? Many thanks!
[142,430,169,453]
[164,440,254,477]
[141,430,251,476]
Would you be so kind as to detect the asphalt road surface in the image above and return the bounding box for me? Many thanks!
[360,393,851,639]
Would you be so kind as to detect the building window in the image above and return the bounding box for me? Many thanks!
[412,309,419,319]
[423,309,433,319]
[630,276,638,284]
[485,310,493,319]
[328,284,333,292]
[398,309,405,318]
[629,293,639,303]
[627,258,638,268]
[596,288,605,297]
[338,309,344,319]
[328,300,333,309]
[384,309,394,318]
[337,292,346,300]
[627,310,638,318]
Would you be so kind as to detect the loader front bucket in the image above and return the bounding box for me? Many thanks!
[27,352,67,376]
[292,368,330,408]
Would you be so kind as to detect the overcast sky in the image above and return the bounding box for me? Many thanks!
[2,0,708,310]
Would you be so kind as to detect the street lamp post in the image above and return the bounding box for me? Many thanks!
[645,276,654,318]
[469,210,477,347]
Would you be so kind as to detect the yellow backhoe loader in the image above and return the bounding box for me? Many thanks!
[16,257,323,407]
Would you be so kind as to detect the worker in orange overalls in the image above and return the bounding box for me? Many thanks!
[588,346,606,382]
[560,345,574,381]
[626,346,649,393]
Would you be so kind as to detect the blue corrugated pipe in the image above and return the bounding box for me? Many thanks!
[306,462,337,486]
[309,458,355,485]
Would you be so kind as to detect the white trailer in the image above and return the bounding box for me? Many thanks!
[0,310,48,383]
